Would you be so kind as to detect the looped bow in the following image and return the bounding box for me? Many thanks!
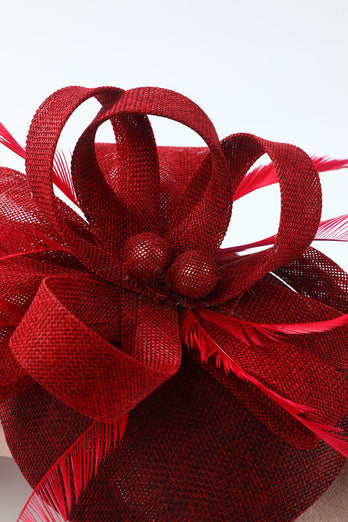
[1,86,348,459]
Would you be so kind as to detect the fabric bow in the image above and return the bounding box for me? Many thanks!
[0,86,348,519]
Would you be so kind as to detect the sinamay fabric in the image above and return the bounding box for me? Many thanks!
[0,86,347,521]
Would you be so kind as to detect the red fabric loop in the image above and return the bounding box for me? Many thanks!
[117,88,232,253]
[71,87,232,255]
[25,86,233,279]
[9,275,181,422]
[26,86,127,284]
[26,88,320,295]
[210,133,322,302]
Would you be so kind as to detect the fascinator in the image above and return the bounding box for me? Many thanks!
[0,86,347,521]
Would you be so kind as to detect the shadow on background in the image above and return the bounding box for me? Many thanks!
[0,457,32,521]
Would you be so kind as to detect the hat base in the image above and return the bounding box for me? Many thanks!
[1,354,346,521]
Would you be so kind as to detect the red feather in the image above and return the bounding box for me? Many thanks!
[0,223,69,262]
[0,122,79,207]
[18,414,128,522]
[218,213,348,258]
[217,235,275,256]
[53,150,79,208]
[199,308,348,341]
[233,156,348,200]
[181,310,348,457]
[0,122,26,159]
[315,214,348,242]
[233,162,278,201]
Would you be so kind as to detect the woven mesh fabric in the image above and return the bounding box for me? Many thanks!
[1,356,346,522]
[0,86,347,521]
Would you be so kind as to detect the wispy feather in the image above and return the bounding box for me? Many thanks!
[218,213,348,258]
[0,123,79,207]
[53,150,79,207]
[199,308,348,339]
[234,156,348,200]
[315,214,348,242]
[182,310,348,458]
[0,122,26,159]
[0,222,69,262]
[18,415,128,522]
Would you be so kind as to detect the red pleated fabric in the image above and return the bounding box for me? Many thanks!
[0,85,347,521]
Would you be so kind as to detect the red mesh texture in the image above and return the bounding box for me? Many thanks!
[1,356,346,522]
[0,85,346,521]
[123,232,173,282]
[166,249,220,298]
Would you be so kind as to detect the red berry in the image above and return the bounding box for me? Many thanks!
[167,250,220,299]
[123,232,173,283]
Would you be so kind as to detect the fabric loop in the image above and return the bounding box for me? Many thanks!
[9,275,181,422]
[116,88,232,253]
[25,86,129,284]
[70,106,161,257]
[210,133,322,302]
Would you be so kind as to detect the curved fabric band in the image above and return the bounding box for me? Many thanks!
[26,86,232,274]
[26,85,321,298]
[210,133,322,302]
[9,275,181,422]
[101,88,232,253]
[25,86,128,283]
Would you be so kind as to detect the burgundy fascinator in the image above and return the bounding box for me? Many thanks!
[0,86,348,521]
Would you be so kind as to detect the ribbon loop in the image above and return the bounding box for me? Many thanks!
[9,275,181,422]
[211,134,322,302]
[25,86,126,283]
[99,87,232,253]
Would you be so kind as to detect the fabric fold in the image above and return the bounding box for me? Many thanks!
[9,275,181,422]
[208,133,322,303]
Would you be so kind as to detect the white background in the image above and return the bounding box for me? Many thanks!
[0,0,347,520]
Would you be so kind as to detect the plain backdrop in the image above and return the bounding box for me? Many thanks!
[0,0,347,520]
